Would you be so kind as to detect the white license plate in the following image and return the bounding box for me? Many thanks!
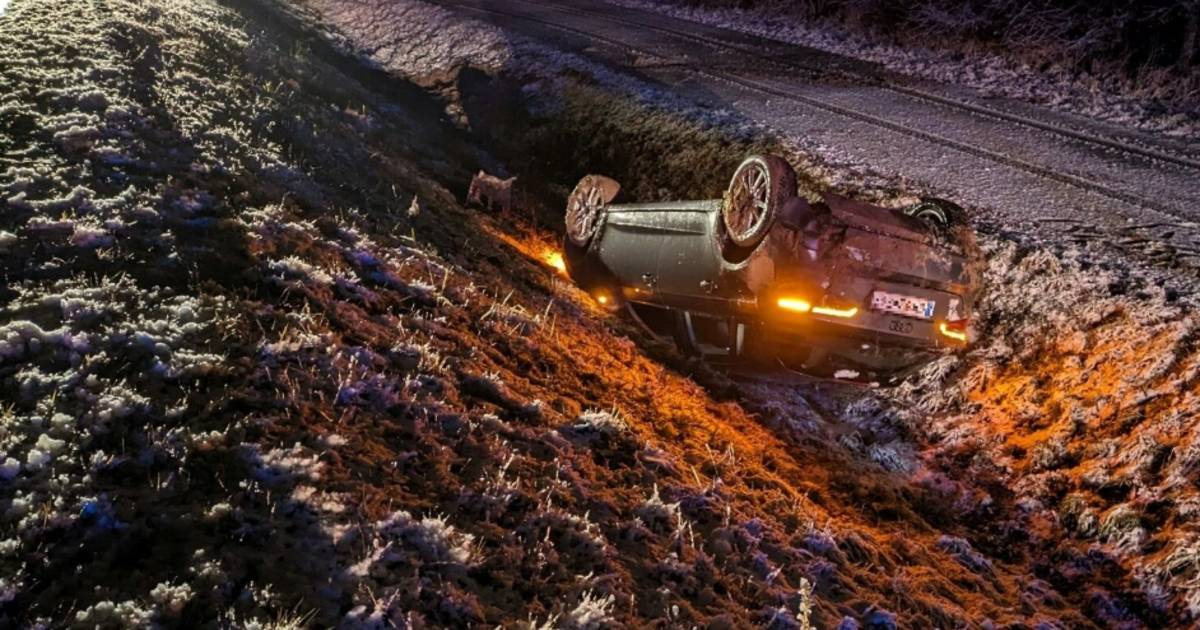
[871,290,935,319]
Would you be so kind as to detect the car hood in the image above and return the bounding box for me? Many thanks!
[821,193,934,246]
[806,194,977,294]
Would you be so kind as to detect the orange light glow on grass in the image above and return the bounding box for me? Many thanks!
[543,249,567,275]
[777,297,812,313]
[481,223,569,277]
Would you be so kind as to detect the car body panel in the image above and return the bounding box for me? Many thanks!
[598,201,721,296]
[653,209,722,301]
[822,193,934,245]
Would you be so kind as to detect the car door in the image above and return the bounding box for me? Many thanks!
[653,203,723,308]
[595,204,676,294]
[595,200,723,305]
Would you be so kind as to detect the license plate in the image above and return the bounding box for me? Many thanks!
[871,290,935,319]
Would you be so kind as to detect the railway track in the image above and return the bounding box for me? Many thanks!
[433,0,1200,236]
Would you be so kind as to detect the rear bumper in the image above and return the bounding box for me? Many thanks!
[754,316,953,371]
[765,311,960,350]
[753,289,968,370]
[623,286,969,350]
[761,276,971,347]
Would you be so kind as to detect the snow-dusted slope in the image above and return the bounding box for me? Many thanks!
[4,0,1200,626]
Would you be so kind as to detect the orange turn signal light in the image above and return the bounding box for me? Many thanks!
[812,305,859,318]
[938,321,968,342]
[777,296,858,319]
[776,297,812,313]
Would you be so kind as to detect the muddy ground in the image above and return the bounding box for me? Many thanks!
[1,0,1198,628]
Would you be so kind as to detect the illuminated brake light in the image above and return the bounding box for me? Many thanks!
[813,305,858,318]
[777,297,812,313]
[939,321,968,342]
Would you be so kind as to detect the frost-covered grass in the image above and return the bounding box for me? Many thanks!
[0,0,426,623]
[299,0,512,82]
[872,234,1200,624]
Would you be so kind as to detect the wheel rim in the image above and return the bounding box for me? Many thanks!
[724,162,770,244]
[909,203,948,227]
[567,183,603,244]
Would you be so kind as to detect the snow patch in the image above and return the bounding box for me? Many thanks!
[69,223,113,248]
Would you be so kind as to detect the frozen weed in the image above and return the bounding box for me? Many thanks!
[564,589,615,630]
[796,577,815,630]
[1099,504,1147,554]
[866,443,912,474]
[268,256,335,287]
[74,599,154,627]
[411,341,449,373]
[68,222,113,248]
[149,582,194,616]
[1029,437,1072,472]
[935,535,993,575]
[637,484,682,533]
[352,511,476,580]
[1163,535,1200,616]
[246,443,326,486]
[573,408,629,435]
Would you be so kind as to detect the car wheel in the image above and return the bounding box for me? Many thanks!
[565,175,619,247]
[903,197,967,229]
[722,155,797,253]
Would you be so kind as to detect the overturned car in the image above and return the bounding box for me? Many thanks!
[562,154,982,373]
